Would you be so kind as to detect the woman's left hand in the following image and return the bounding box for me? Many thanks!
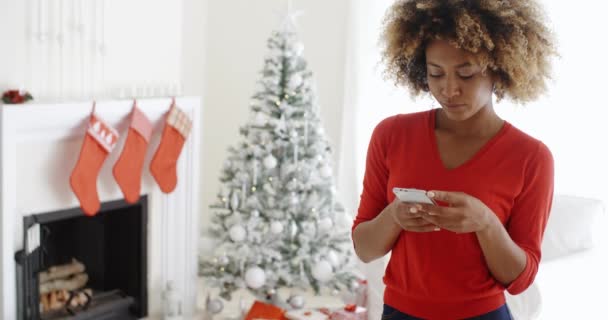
[416,190,496,234]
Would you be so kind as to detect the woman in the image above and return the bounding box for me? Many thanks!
[351,1,557,319]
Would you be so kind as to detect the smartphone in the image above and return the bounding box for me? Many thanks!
[392,187,437,205]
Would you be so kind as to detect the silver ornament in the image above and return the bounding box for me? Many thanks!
[245,267,266,289]
[206,297,224,314]
[270,221,284,234]
[311,260,333,282]
[229,225,247,242]
[327,250,340,268]
[320,165,332,178]
[288,295,305,309]
[290,192,299,205]
[218,255,229,266]
[264,154,278,169]
[230,192,240,211]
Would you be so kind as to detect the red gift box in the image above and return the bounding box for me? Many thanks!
[244,300,287,320]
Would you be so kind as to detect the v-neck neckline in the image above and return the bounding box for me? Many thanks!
[428,108,511,172]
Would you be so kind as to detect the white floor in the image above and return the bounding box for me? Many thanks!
[196,278,344,319]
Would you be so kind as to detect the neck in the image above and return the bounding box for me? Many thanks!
[435,104,503,138]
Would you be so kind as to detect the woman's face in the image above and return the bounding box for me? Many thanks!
[425,39,494,121]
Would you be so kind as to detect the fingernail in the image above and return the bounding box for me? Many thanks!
[434,227,441,231]
[409,207,417,213]
[428,212,437,216]
[428,191,435,198]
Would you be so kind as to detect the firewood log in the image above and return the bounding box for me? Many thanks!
[39,259,85,283]
[49,291,62,310]
[40,293,49,313]
[39,273,88,294]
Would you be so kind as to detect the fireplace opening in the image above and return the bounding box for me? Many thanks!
[15,197,148,320]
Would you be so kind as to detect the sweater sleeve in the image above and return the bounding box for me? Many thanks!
[504,142,554,295]
[351,117,394,236]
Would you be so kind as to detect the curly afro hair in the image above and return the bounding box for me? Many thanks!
[380,0,557,103]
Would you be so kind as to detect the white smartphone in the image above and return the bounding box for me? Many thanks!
[392,187,437,205]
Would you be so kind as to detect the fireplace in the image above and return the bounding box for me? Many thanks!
[0,98,200,319]
[16,197,149,320]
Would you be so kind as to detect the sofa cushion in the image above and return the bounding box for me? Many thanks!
[541,194,605,262]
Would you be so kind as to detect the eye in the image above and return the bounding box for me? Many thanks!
[458,74,474,80]
[429,73,444,78]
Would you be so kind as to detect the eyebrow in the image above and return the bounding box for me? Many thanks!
[427,62,473,69]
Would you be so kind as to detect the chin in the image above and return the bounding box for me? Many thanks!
[441,106,474,121]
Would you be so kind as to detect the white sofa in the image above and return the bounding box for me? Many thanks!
[364,194,607,320]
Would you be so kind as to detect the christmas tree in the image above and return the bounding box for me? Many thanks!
[199,24,358,302]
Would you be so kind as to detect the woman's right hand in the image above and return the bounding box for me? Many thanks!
[388,199,440,232]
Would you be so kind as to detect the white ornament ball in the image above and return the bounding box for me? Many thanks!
[263,154,278,169]
[245,267,266,289]
[290,193,299,205]
[229,225,247,242]
[288,74,303,89]
[290,129,298,139]
[327,250,340,268]
[294,42,304,56]
[311,260,333,282]
[270,221,284,234]
[254,112,267,126]
[206,298,224,314]
[302,222,316,237]
[288,295,305,309]
[320,165,332,178]
[223,160,232,169]
[218,255,230,266]
[251,210,260,217]
[318,217,334,232]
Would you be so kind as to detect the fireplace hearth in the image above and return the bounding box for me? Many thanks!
[0,98,200,319]
[15,197,148,320]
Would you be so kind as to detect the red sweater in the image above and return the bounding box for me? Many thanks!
[353,109,554,319]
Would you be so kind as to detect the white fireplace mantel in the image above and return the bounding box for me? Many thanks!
[0,97,201,319]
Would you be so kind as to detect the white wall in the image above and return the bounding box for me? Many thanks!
[0,0,27,90]
[199,0,350,232]
[1,0,352,251]
[0,0,183,100]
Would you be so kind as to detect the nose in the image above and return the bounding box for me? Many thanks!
[441,76,461,99]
